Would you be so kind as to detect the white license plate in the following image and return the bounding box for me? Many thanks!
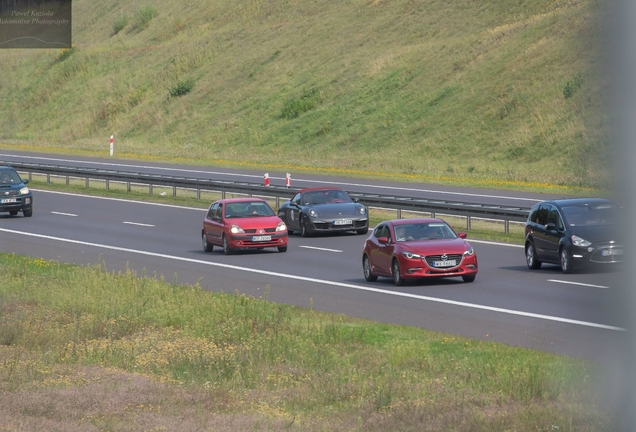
[252,235,271,242]
[333,219,352,226]
[602,249,623,256]
[0,198,17,204]
[433,260,457,267]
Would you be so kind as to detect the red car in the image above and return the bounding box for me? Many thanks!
[362,218,478,285]
[202,198,288,255]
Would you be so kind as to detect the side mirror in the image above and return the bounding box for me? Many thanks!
[23,179,29,185]
[353,197,359,203]
[378,236,389,245]
[545,222,557,231]
[457,232,467,239]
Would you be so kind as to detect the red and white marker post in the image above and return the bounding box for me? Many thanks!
[285,173,291,188]
[263,173,270,186]
[109,135,114,156]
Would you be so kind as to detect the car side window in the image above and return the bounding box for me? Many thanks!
[528,205,539,224]
[291,193,301,205]
[535,204,550,226]
[547,206,563,230]
[215,204,223,220]
[207,203,218,219]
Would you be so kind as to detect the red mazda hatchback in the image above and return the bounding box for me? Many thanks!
[202,198,288,255]
[362,218,478,285]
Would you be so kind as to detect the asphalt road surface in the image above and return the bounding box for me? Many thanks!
[0,187,628,366]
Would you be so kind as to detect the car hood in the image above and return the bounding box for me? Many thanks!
[400,238,471,255]
[226,215,283,229]
[569,224,621,243]
[310,203,362,217]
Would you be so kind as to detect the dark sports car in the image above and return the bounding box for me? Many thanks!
[277,187,368,236]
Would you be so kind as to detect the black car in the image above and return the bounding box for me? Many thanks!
[278,187,368,236]
[524,198,622,273]
[0,166,33,217]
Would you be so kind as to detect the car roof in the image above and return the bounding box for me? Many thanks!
[540,198,615,208]
[298,186,344,193]
[215,197,268,204]
[382,218,446,226]
[0,166,16,170]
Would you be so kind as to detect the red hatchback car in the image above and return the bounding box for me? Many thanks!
[362,218,478,285]
[202,198,288,255]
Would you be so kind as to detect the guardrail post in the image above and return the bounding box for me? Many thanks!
[431,212,435,218]
[467,216,471,230]
[149,184,153,195]
[397,209,402,219]
[197,188,201,200]
[276,196,280,209]
[173,186,177,198]
[106,180,110,191]
[127,182,131,192]
[28,172,32,181]
[46,174,50,184]
[66,176,69,186]
[85,177,89,188]
[222,191,226,199]
[505,220,510,234]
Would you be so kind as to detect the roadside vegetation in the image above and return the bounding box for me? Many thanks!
[0,252,615,431]
[0,0,611,191]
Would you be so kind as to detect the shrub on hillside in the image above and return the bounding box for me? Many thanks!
[133,5,158,30]
[113,13,129,35]
[168,78,195,98]
[55,44,78,63]
[563,73,583,99]
[281,88,321,119]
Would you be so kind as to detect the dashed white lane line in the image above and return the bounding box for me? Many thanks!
[0,227,625,332]
[299,246,343,253]
[548,279,609,289]
[123,222,155,227]
[51,211,78,217]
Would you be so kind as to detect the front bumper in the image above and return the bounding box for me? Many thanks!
[570,244,623,265]
[0,195,32,213]
[399,254,478,279]
[229,232,288,249]
[307,218,368,233]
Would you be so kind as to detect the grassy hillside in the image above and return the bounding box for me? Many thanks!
[0,0,610,190]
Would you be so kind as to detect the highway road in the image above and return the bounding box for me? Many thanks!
[0,187,628,365]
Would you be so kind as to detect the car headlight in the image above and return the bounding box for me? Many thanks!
[276,221,287,232]
[402,251,421,259]
[571,235,591,247]
[358,206,366,215]
[19,187,29,195]
[230,224,245,234]
[463,247,475,256]
[308,209,318,218]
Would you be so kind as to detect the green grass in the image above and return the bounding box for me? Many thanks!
[0,0,612,192]
[0,252,615,431]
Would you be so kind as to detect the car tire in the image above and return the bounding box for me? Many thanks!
[202,231,213,252]
[392,259,404,286]
[363,255,377,282]
[9,211,18,216]
[23,208,32,217]
[278,246,287,252]
[525,242,541,270]
[300,216,310,237]
[462,275,476,283]
[222,234,233,255]
[560,247,573,274]
[357,227,369,235]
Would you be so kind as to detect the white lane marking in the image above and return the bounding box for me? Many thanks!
[299,245,343,253]
[32,189,206,211]
[0,227,625,332]
[3,153,541,202]
[51,211,77,217]
[468,239,524,248]
[548,279,609,289]
[123,222,155,227]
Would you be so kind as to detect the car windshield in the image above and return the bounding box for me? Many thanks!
[224,201,275,218]
[394,222,457,242]
[0,170,20,185]
[561,203,622,227]
[302,189,352,205]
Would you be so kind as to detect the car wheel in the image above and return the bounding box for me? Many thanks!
[300,216,310,237]
[462,275,476,283]
[392,259,404,286]
[560,247,573,274]
[363,255,377,282]
[202,231,213,252]
[9,210,18,216]
[23,208,32,217]
[357,227,369,235]
[222,234,233,255]
[278,246,287,252]
[525,242,541,269]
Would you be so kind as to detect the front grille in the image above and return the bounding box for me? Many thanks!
[243,228,277,234]
[591,246,623,263]
[354,220,367,228]
[0,190,19,197]
[424,254,463,268]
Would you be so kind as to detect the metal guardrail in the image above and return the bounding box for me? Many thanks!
[2,160,531,233]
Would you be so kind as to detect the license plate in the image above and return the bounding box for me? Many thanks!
[333,219,352,226]
[0,198,17,204]
[602,249,623,256]
[433,260,457,267]
[252,235,271,242]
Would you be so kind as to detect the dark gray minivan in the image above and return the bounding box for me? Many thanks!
[0,166,33,217]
